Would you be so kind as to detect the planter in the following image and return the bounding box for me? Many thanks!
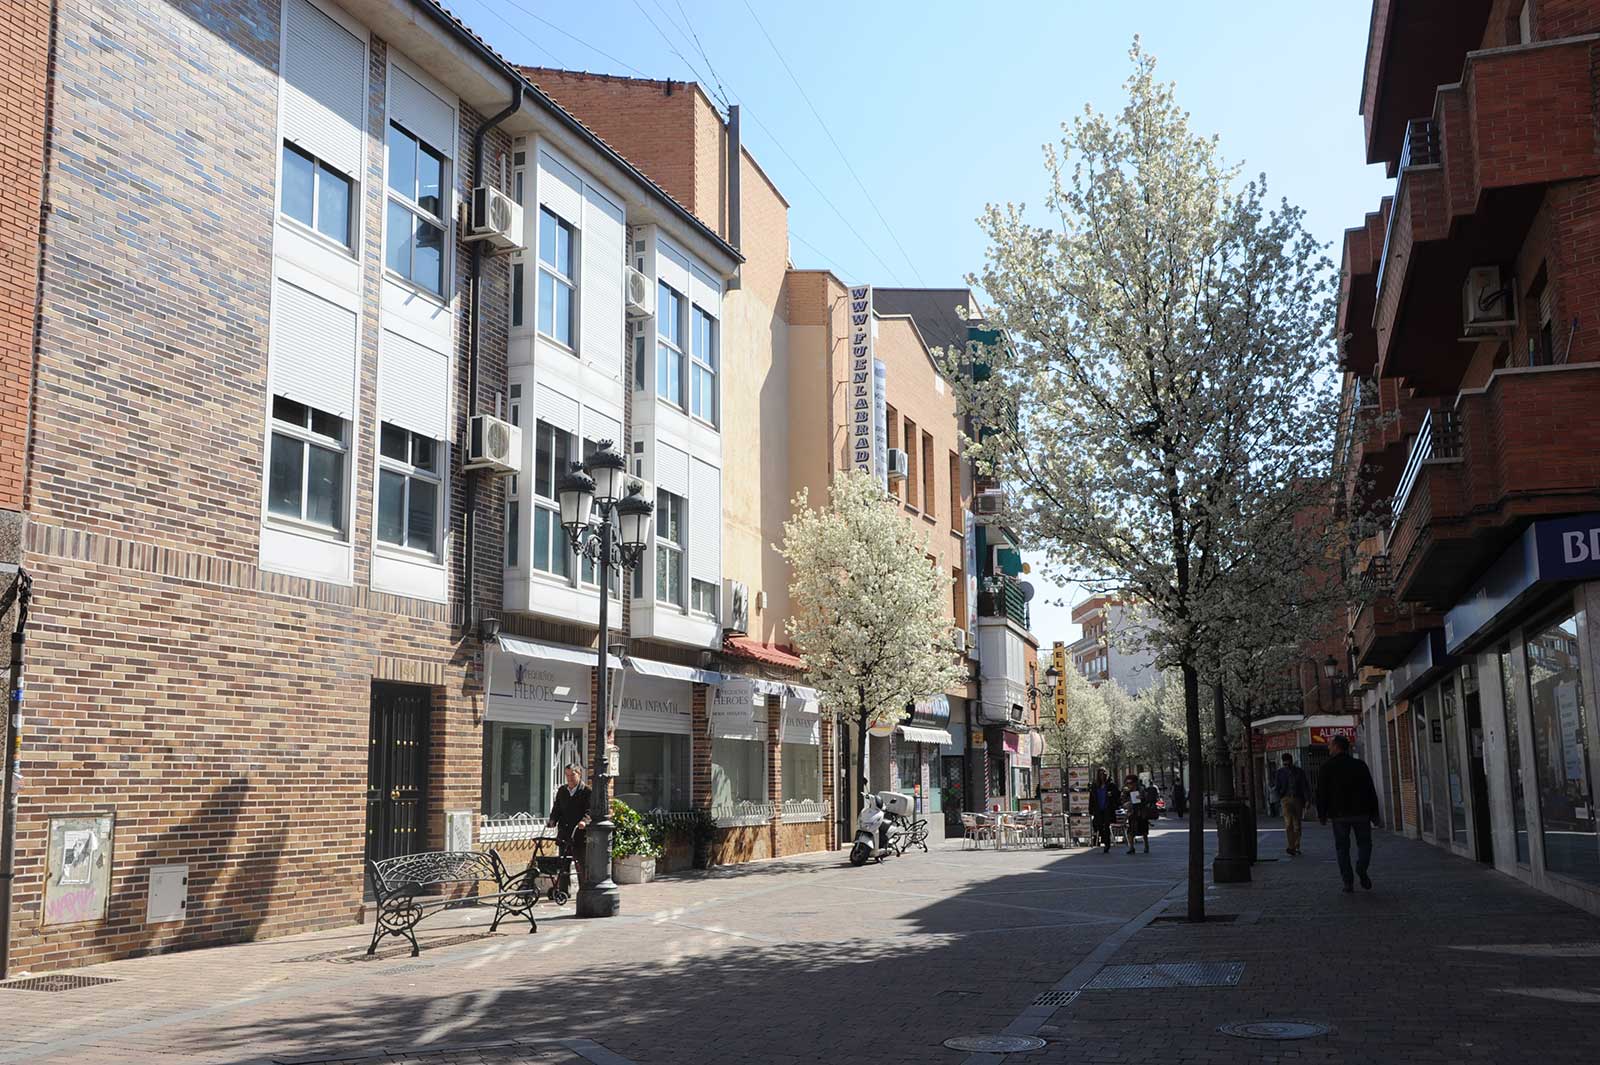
[613,854,656,884]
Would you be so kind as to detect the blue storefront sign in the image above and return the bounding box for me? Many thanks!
[1445,512,1600,654]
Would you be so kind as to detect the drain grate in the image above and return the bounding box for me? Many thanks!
[943,1035,1047,1053]
[0,974,119,992]
[1031,989,1079,1008]
[1084,962,1244,989]
[1219,1020,1333,1040]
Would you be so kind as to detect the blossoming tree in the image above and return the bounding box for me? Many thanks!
[780,470,966,805]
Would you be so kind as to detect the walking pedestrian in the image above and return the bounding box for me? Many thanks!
[1122,774,1152,854]
[1170,777,1187,818]
[1315,734,1382,892]
[1090,770,1118,853]
[1274,752,1311,856]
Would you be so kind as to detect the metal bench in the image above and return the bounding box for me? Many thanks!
[365,849,539,957]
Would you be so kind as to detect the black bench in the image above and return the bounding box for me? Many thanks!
[365,849,539,957]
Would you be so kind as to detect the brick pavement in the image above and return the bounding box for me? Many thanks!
[2,823,1598,1063]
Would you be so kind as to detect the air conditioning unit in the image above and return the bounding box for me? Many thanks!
[723,578,750,635]
[465,414,521,475]
[1462,266,1515,333]
[951,627,968,654]
[466,186,524,252]
[973,490,1004,522]
[625,266,654,319]
[886,448,909,481]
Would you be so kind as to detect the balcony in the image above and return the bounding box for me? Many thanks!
[1361,0,1491,171]
[1387,364,1600,609]
[1337,198,1391,378]
[1349,554,1443,670]
[1373,38,1600,392]
[978,575,1030,631]
[1345,375,1427,512]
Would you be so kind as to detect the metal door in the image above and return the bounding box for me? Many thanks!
[366,683,432,866]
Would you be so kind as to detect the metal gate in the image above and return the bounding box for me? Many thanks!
[365,683,432,866]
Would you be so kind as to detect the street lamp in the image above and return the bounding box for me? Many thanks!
[557,441,652,920]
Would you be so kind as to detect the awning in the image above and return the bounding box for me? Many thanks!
[786,684,819,703]
[497,635,621,671]
[627,657,722,686]
[897,724,953,746]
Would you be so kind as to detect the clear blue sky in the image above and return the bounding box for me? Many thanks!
[452,0,1394,644]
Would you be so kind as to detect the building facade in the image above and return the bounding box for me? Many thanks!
[1067,596,1157,695]
[1335,0,1600,913]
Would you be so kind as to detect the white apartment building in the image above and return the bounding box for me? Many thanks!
[1069,595,1158,694]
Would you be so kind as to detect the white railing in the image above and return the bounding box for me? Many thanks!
[712,800,778,827]
[478,812,555,844]
[780,799,830,824]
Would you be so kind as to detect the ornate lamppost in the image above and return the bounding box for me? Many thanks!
[557,441,652,919]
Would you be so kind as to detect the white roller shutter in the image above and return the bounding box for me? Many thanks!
[538,152,583,226]
[281,0,365,176]
[689,459,720,584]
[584,408,622,449]
[379,331,450,440]
[655,442,689,497]
[389,66,454,156]
[536,382,579,435]
[689,263,721,319]
[270,277,357,418]
[582,185,625,377]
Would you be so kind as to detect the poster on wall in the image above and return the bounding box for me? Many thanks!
[44,814,114,926]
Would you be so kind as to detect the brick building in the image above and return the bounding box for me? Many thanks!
[1336,0,1600,914]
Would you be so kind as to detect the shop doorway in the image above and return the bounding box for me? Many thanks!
[366,682,432,867]
[1462,668,1494,864]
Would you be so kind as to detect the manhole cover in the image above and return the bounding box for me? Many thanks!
[1218,1021,1333,1040]
[943,1035,1047,1053]
[1031,989,1079,1007]
[0,974,119,992]
[1084,962,1244,989]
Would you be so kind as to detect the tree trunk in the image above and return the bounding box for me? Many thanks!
[1183,662,1205,922]
[1245,704,1260,814]
[856,696,870,797]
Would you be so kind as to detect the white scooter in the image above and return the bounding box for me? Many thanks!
[849,790,913,866]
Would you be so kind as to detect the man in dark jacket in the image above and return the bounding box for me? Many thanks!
[1315,734,1382,892]
[1089,770,1118,853]
[548,764,593,861]
[1274,753,1311,856]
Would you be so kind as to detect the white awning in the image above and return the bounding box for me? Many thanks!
[627,657,722,686]
[786,684,820,703]
[897,724,953,746]
[497,635,620,671]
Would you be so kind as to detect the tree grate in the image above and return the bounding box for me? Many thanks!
[1032,989,1080,1007]
[0,973,119,992]
[1083,962,1244,989]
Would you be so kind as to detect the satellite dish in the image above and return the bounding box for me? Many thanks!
[1020,581,1036,603]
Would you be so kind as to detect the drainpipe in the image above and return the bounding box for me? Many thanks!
[462,85,523,636]
[725,104,741,291]
[0,569,34,980]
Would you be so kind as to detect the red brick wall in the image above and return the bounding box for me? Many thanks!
[0,0,50,513]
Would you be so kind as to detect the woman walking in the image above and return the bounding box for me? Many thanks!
[1123,774,1152,854]
[1090,770,1118,853]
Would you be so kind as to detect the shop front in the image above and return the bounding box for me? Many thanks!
[614,668,694,814]
[893,694,954,820]
[778,687,829,852]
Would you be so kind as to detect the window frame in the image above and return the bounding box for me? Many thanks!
[537,206,577,350]
[655,488,685,607]
[506,386,521,567]
[689,304,718,426]
[375,422,444,560]
[530,420,575,580]
[384,120,449,299]
[265,395,350,540]
[657,283,686,410]
[279,140,356,252]
[691,578,718,618]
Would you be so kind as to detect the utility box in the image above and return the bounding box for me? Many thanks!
[146,864,188,924]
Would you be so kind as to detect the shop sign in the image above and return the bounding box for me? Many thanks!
[1002,731,1021,755]
[1261,731,1298,752]
[1447,512,1600,653]
[847,284,884,484]
[1309,726,1355,746]
[617,675,692,735]
[488,652,589,724]
[711,677,761,738]
[911,693,951,727]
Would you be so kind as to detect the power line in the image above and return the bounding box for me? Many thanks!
[671,0,732,110]
[463,0,561,66]
[493,0,649,77]
[740,0,926,286]
[628,0,722,98]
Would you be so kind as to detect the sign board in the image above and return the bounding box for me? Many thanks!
[1069,789,1089,815]
[1052,641,1068,726]
[1069,814,1094,841]
[847,285,879,482]
[1309,726,1356,747]
[710,677,762,739]
[911,694,951,728]
[1040,766,1062,792]
[1446,512,1600,653]
[1263,731,1299,752]
[1067,765,1092,790]
[44,814,114,926]
[1041,789,1064,816]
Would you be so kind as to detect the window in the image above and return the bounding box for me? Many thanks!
[690,306,717,424]
[655,489,684,605]
[711,736,765,808]
[896,740,920,794]
[267,396,347,534]
[1518,0,1533,43]
[385,122,446,295]
[657,283,684,407]
[885,405,900,499]
[506,387,521,566]
[532,421,574,578]
[280,142,353,248]
[952,566,965,627]
[483,722,549,819]
[904,416,919,509]
[782,743,821,804]
[511,262,525,329]
[922,431,936,518]
[1525,605,1598,883]
[949,451,962,530]
[1499,644,1531,864]
[537,207,575,347]
[691,578,718,617]
[1439,676,1468,846]
[376,423,440,554]
[1415,693,1435,836]
[615,730,690,812]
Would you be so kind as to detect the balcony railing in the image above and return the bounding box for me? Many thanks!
[979,575,1031,630]
[1390,407,1461,522]
[1374,118,1440,301]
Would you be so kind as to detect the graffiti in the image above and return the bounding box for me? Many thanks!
[44,885,100,925]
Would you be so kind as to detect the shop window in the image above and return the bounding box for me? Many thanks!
[1440,677,1468,846]
[483,722,550,819]
[711,736,766,809]
[1499,644,1531,864]
[781,743,822,804]
[614,730,689,812]
[1526,605,1599,883]
[1414,697,1435,837]
[895,740,920,794]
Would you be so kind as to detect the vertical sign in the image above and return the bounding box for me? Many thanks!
[1052,641,1068,726]
[848,285,877,480]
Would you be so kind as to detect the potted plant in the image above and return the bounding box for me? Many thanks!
[690,808,718,870]
[610,799,662,884]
